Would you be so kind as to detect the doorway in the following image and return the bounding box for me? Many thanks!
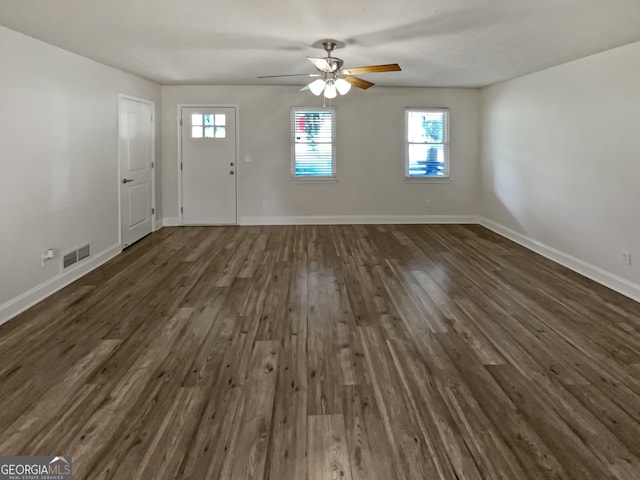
[118,95,155,248]
[180,106,237,225]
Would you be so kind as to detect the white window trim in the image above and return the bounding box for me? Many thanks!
[291,107,337,183]
[404,107,450,181]
[403,177,452,184]
[289,177,339,184]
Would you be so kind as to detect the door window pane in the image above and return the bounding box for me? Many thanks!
[190,112,227,139]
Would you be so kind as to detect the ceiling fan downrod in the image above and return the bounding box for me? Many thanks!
[320,41,344,72]
[322,41,336,56]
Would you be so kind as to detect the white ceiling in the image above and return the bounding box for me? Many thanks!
[1,0,639,88]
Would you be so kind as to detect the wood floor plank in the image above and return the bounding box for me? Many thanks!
[0,339,119,454]
[341,385,397,480]
[266,332,308,480]
[387,338,484,480]
[307,264,343,415]
[1,224,639,480]
[435,332,571,480]
[566,384,640,457]
[358,325,441,479]
[178,313,262,479]
[130,387,208,480]
[255,259,293,341]
[440,382,533,480]
[219,340,280,480]
[308,414,353,480]
[68,307,194,479]
[488,365,640,480]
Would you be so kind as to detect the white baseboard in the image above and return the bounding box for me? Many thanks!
[0,243,122,327]
[238,214,477,226]
[154,218,164,230]
[478,217,640,303]
[163,217,180,227]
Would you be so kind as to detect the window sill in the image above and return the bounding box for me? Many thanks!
[404,176,452,184]
[289,177,339,184]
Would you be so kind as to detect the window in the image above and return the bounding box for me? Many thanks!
[405,108,449,178]
[291,107,336,179]
[191,113,226,138]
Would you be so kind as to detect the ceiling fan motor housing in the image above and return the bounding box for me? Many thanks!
[325,57,344,72]
[319,40,343,72]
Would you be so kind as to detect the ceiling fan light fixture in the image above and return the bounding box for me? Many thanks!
[308,78,326,96]
[335,77,351,95]
[324,80,337,99]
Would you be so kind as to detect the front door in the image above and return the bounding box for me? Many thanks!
[181,107,237,225]
[119,96,154,247]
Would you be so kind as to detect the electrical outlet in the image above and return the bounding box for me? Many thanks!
[262,200,268,208]
[42,248,55,266]
[424,198,431,208]
[621,251,631,266]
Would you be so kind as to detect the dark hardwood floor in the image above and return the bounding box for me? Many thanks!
[1,224,640,479]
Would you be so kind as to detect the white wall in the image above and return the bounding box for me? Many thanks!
[161,85,480,224]
[480,41,640,299]
[0,26,161,320]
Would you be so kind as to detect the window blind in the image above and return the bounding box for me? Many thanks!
[405,108,449,178]
[291,108,336,178]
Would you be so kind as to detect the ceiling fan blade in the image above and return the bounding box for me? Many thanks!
[342,64,401,75]
[307,57,333,72]
[343,75,375,90]
[300,84,311,91]
[258,73,320,78]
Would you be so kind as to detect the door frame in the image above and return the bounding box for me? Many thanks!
[117,93,157,247]
[177,104,239,226]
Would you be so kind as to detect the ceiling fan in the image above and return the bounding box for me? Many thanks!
[259,39,401,98]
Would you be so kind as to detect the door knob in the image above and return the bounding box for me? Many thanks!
[230,162,235,166]
[229,171,235,175]
[122,178,134,184]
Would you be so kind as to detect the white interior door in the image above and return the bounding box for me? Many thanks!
[181,107,237,225]
[119,96,154,247]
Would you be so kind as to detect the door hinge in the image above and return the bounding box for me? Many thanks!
[152,207,155,215]
[151,161,154,168]
[181,206,184,214]
[150,115,153,122]
[180,118,183,126]
[180,163,183,170]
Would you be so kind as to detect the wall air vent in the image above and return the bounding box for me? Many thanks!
[62,243,91,270]
[63,251,78,269]
[77,244,91,261]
